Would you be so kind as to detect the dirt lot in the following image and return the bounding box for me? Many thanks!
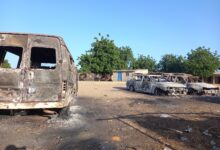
[0,81,219,150]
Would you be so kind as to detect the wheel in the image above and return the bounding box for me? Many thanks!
[154,88,160,95]
[129,85,135,92]
[58,106,70,119]
[188,88,197,95]
[154,88,166,96]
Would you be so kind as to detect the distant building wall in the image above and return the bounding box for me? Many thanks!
[112,70,134,81]
[205,69,220,84]
[78,69,149,81]
[112,69,148,81]
[213,70,220,84]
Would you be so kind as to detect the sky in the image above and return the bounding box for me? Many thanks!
[1,0,220,66]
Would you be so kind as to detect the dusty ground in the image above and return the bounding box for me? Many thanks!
[0,81,219,150]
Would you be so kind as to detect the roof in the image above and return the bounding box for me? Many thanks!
[113,70,135,72]
[0,32,74,61]
[214,70,220,75]
[0,32,63,40]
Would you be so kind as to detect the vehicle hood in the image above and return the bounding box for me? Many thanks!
[156,82,186,88]
[188,82,219,90]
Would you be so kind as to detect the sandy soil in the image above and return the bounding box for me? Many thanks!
[0,81,219,150]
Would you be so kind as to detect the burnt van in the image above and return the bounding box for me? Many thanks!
[0,33,78,115]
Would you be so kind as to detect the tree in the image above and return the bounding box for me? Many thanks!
[185,46,220,78]
[118,46,135,70]
[158,54,186,72]
[78,34,120,75]
[77,53,92,73]
[133,54,157,72]
[1,59,11,68]
[78,34,137,74]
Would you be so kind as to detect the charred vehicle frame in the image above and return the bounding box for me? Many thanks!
[163,73,220,95]
[126,74,187,96]
[0,33,78,114]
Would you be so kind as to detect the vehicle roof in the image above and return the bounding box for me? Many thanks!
[0,32,74,62]
[148,75,161,77]
[0,32,63,40]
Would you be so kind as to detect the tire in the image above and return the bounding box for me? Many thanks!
[154,88,160,95]
[58,106,70,119]
[154,88,166,96]
[188,88,197,95]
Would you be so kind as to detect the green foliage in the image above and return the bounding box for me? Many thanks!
[78,34,220,77]
[133,55,157,72]
[158,54,186,73]
[1,59,11,68]
[78,34,136,74]
[78,34,120,75]
[118,46,135,70]
[185,47,220,78]
[77,53,92,73]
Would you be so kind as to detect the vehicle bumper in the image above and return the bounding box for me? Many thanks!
[203,90,220,95]
[0,100,69,109]
[167,89,187,96]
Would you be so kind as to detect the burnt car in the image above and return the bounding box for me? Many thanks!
[163,73,220,95]
[0,33,78,115]
[126,74,187,96]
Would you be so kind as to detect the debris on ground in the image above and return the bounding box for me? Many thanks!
[180,136,188,142]
[210,140,216,145]
[111,136,121,142]
[160,114,172,118]
[125,146,139,150]
[164,146,173,150]
[203,129,212,137]
[212,146,220,150]
[46,106,85,128]
[210,140,220,150]
[164,128,183,134]
[184,126,193,133]
[0,81,219,150]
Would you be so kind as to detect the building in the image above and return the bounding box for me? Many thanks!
[111,69,148,81]
[211,69,220,84]
[204,68,220,84]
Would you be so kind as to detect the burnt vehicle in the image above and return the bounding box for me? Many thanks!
[0,33,78,114]
[163,73,220,95]
[126,74,187,96]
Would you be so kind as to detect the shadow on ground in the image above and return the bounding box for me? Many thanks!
[113,87,128,91]
[98,113,220,150]
[0,109,56,121]
[58,138,116,150]
[4,145,26,150]
[113,86,154,96]
[128,98,176,107]
[189,96,220,104]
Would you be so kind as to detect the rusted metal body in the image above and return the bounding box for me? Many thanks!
[163,73,220,95]
[126,74,187,96]
[0,33,78,109]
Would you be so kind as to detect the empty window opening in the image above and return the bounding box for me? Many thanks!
[0,46,23,69]
[217,77,220,84]
[31,47,56,69]
[177,77,186,84]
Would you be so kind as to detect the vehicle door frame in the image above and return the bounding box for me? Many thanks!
[25,35,63,102]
